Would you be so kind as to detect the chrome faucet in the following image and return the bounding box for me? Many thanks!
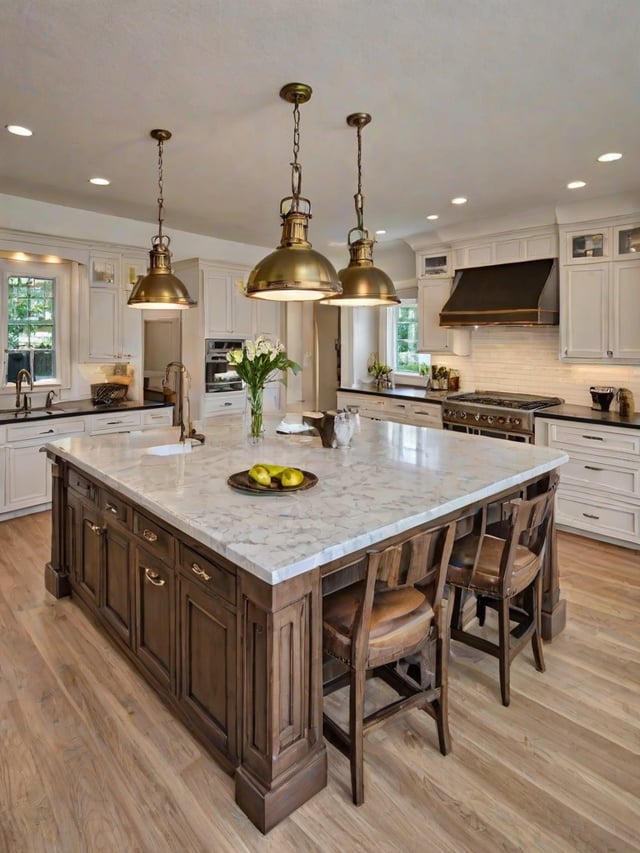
[46,389,58,408]
[16,369,33,412]
[163,361,191,443]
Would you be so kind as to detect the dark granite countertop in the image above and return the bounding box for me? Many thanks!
[0,398,171,426]
[339,385,448,404]
[534,403,640,430]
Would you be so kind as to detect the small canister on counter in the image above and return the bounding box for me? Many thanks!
[618,388,635,417]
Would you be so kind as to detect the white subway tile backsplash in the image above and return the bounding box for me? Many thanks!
[442,327,640,408]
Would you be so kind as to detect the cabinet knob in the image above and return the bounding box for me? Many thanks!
[144,567,166,587]
[85,520,104,536]
[105,503,119,514]
[143,529,158,543]
[606,350,613,357]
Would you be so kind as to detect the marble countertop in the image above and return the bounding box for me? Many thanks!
[339,384,448,403]
[46,415,568,586]
[535,403,640,429]
[0,398,170,426]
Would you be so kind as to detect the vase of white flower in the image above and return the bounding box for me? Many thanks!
[227,336,301,443]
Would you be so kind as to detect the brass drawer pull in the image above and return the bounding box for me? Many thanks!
[584,465,604,472]
[143,529,158,543]
[582,435,604,441]
[105,503,119,514]
[144,568,166,587]
[191,562,212,581]
[85,520,104,536]
[582,512,600,520]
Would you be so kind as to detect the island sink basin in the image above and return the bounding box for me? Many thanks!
[145,442,193,456]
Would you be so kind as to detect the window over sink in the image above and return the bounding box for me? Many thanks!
[1,258,71,391]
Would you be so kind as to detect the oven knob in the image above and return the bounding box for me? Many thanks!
[487,416,494,424]
[497,417,505,425]
[459,411,467,420]
[474,413,481,422]
[513,418,520,426]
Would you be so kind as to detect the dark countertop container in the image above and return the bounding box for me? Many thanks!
[0,398,171,426]
[534,403,640,430]
[339,385,448,404]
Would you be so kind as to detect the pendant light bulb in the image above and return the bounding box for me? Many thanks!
[246,83,341,302]
[320,113,399,307]
[128,129,195,310]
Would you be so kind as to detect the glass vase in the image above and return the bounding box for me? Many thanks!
[246,385,264,443]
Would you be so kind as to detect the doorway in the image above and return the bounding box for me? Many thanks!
[143,315,181,400]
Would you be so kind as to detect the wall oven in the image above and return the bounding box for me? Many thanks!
[442,391,564,443]
[205,339,245,393]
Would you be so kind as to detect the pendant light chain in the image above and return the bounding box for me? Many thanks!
[355,122,365,232]
[156,136,165,244]
[290,98,302,204]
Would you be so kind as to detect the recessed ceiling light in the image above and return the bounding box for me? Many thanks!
[567,180,586,189]
[451,197,467,205]
[6,124,32,136]
[597,152,622,162]
[89,177,110,186]
[426,214,439,221]
[375,229,386,235]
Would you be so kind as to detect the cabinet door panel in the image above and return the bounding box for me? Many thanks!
[179,578,237,758]
[67,493,102,606]
[135,548,174,689]
[5,440,51,510]
[562,265,608,358]
[611,261,640,359]
[204,272,231,336]
[87,285,119,360]
[418,280,451,352]
[101,523,132,644]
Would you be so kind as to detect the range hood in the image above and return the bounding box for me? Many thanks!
[440,258,559,326]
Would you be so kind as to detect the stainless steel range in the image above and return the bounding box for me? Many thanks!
[443,390,564,442]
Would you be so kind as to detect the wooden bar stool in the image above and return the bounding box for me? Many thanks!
[447,476,558,706]
[322,522,456,805]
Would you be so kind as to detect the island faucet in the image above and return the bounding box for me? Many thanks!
[163,361,192,443]
[16,368,33,412]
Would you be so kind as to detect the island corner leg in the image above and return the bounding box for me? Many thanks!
[541,510,566,641]
[235,567,327,834]
[44,457,71,599]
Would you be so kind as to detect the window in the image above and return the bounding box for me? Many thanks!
[382,297,430,382]
[1,258,71,389]
[7,275,56,380]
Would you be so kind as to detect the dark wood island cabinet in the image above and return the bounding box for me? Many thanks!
[44,421,568,832]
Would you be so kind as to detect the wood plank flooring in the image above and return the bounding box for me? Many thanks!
[0,512,638,852]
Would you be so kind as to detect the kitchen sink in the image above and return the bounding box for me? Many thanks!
[145,442,194,456]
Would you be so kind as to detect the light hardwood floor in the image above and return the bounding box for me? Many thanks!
[0,512,638,852]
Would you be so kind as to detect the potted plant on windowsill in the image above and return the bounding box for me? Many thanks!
[367,356,393,391]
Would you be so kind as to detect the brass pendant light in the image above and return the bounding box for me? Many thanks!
[128,129,195,310]
[246,83,341,302]
[321,113,399,307]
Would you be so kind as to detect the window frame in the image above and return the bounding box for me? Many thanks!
[1,258,71,393]
[380,295,429,386]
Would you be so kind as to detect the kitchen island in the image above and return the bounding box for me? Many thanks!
[44,417,568,832]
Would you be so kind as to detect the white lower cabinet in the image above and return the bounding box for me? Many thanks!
[3,418,85,513]
[88,411,143,435]
[337,391,442,429]
[535,417,640,548]
[204,392,246,418]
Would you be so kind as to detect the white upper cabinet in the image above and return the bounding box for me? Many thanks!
[452,227,558,270]
[560,217,640,363]
[204,269,254,339]
[418,279,470,356]
[83,251,144,362]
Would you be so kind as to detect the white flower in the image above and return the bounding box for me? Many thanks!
[227,349,242,365]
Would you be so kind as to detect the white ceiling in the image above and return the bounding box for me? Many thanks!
[2,0,640,256]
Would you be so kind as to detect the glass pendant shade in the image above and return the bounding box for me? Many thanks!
[128,129,195,310]
[246,83,341,302]
[321,112,398,307]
